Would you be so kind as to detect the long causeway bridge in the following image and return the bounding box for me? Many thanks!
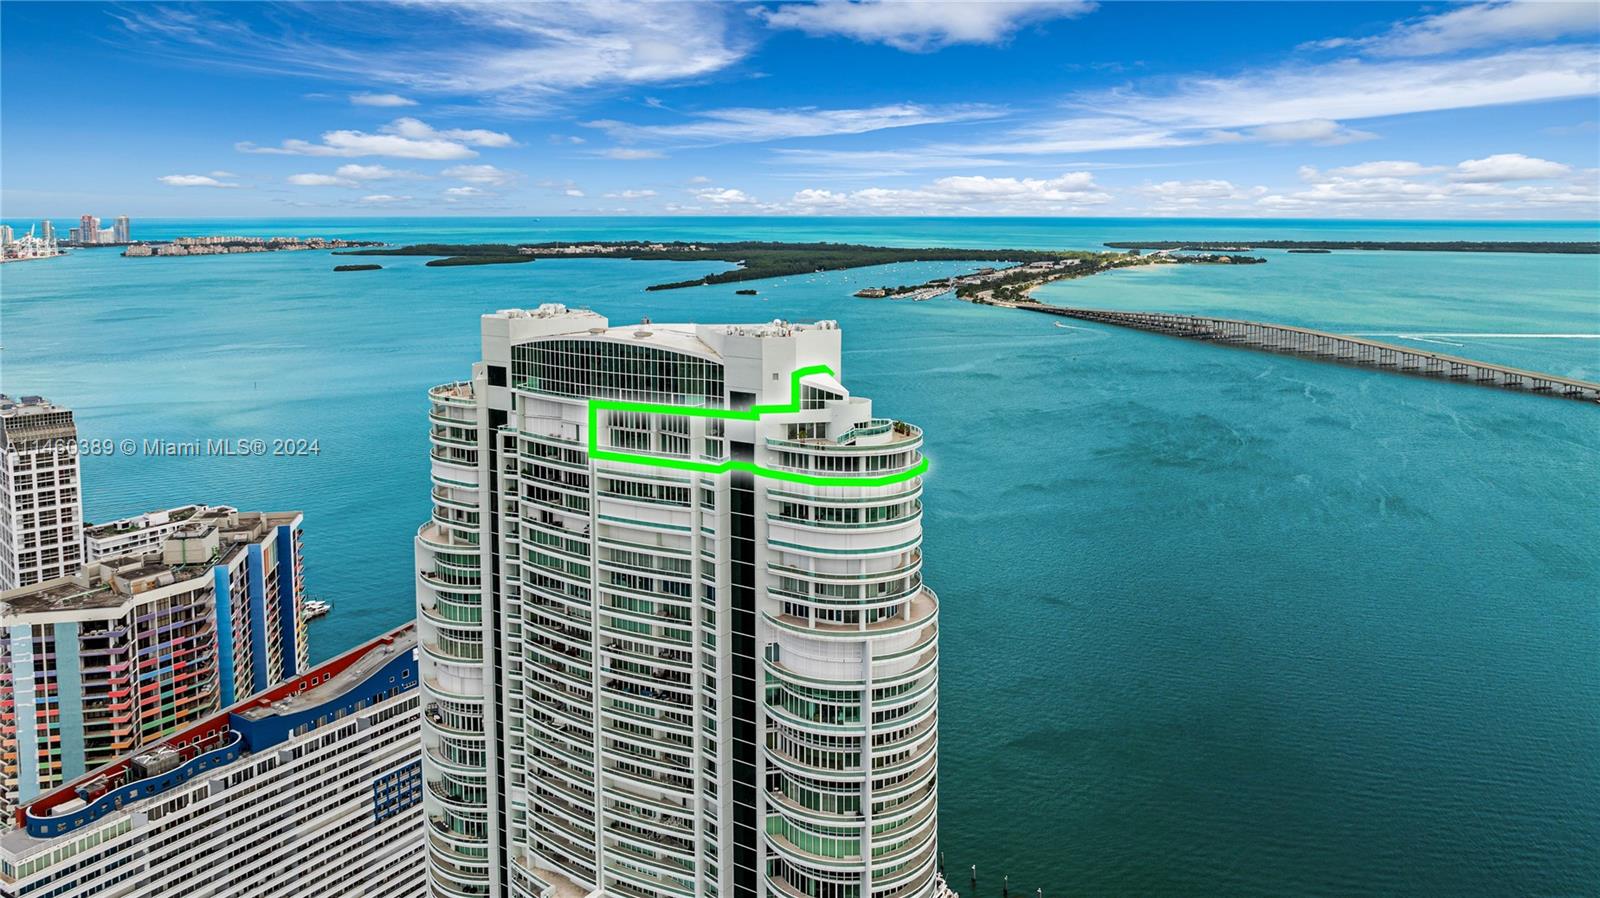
[1018,305,1600,404]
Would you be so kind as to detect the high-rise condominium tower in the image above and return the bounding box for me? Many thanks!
[75,217,95,244]
[0,396,83,591]
[111,216,130,244]
[418,305,939,898]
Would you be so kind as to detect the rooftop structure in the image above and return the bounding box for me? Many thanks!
[0,624,422,898]
[419,304,938,898]
[83,503,239,562]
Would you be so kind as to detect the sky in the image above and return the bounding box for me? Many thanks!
[2,0,1598,219]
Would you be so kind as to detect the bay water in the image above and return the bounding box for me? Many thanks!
[2,217,1596,896]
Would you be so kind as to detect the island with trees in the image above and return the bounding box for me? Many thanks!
[855,250,1263,304]
[335,240,1087,290]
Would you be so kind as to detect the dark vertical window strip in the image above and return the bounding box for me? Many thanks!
[730,456,758,898]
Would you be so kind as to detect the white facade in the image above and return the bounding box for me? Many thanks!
[83,503,238,562]
[418,306,939,898]
[0,397,83,591]
[0,626,424,898]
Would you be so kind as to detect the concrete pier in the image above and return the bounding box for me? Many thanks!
[1020,305,1600,404]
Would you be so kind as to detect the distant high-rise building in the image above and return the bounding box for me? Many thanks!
[0,507,309,821]
[0,227,12,247]
[76,216,96,244]
[37,221,52,243]
[66,228,80,244]
[0,396,82,591]
[0,624,422,898]
[418,306,939,898]
[111,216,130,244]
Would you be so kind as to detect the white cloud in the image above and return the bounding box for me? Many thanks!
[1138,179,1267,204]
[240,133,473,160]
[441,164,518,186]
[688,175,712,184]
[115,3,748,112]
[1327,160,1446,178]
[208,170,238,178]
[773,147,1014,173]
[597,148,667,159]
[1340,1,1600,58]
[237,118,511,159]
[444,186,487,197]
[1256,158,1598,215]
[158,174,239,188]
[587,103,1002,146]
[759,0,1095,52]
[351,91,417,107]
[382,117,513,148]
[1249,119,1376,145]
[1543,119,1599,136]
[288,173,357,187]
[693,187,757,204]
[882,46,1597,160]
[1097,47,1598,136]
[788,171,1110,214]
[335,163,413,180]
[536,178,586,196]
[791,188,850,207]
[360,194,414,203]
[604,189,658,199]
[1451,153,1573,182]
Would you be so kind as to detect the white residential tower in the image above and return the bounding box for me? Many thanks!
[418,306,939,898]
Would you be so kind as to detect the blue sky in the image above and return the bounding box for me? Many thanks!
[3,1,1597,218]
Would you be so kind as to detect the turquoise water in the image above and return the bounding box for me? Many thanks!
[3,218,1597,896]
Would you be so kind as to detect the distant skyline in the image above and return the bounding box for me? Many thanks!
[3,0,1598,219]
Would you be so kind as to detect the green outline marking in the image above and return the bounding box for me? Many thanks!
[585,364,929,486]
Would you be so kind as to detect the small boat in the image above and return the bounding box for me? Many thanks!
[1054,322,1070,328]
[302,599,332,620]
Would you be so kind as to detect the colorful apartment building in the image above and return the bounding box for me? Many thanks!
[0,508,307,821]
[0,624,422,898]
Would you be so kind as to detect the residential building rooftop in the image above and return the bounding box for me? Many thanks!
[5,623,416,843]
